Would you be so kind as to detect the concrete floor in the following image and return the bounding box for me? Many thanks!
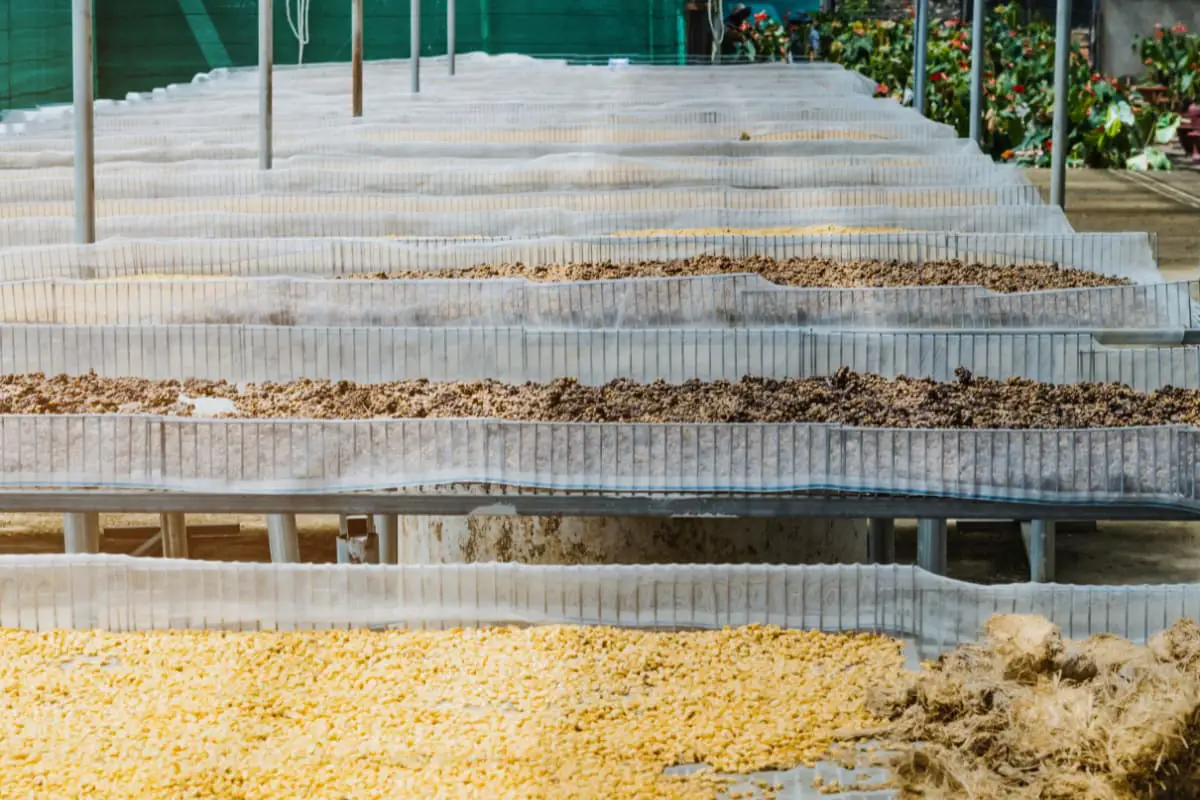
[2,169,1199,585]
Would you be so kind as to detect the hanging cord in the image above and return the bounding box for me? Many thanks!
[706,0,725,63]
[286,0,312,65]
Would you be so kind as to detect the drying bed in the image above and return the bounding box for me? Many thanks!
[346,255,1127,291]
[0,369,1192,503]
[0,325,1162,387]
[0,206,1075,247]
[8,369,1200,429]
[0,185,1046,220]
[0,159,1025,202]
[3,557,1200,798]
[0,233,1157,284]
[0,185,1046,219]
[0,623,903,799]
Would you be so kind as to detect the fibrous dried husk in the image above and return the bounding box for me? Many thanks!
[850,615,1200,799]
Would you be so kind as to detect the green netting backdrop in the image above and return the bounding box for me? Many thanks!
[1,0,686,113]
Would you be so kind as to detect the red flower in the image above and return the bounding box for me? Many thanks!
[1046,139,1053,152]
[1013,84,1025,94]
[930,71,947,83]
[876,82,890,94]
[943,18,957,27]
[739,21,749,31]
[959,31,968,40]
[959,61,969,71]
[1173,22,1188,34]
[1145,58,1153,65]
[1156,29,1164,39]
[1009,29,1016,38]
[754,10,768,21]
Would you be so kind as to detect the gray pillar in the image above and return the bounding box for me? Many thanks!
[373,514,399,564]
[1049,0,1070,208]
[266,514,300,563]
[867,518,895,564]
[258,0,273,169]
[352,0,364,116]
[160,513,189,559]
[71,0,95,244]
[447,0,456,75]
[410,0,421,94]
[968,0,985,144]
[916,518,947,575]
[394,516,868,564]
[912,0,930,116]
[1021,520,1056,583]
[64,512,100,554]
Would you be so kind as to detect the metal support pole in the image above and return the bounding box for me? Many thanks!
[968,0,985,144]
[1021,520,1056,582]
[1049,0,1071,209]
[160,513,189,559]
[373,514,399,564]
[63,512,100,554]
[867,518,896,564]
[916,518,947,575]
[71,0,95,244]
[266,514,300,563]
[912,0,929,116]
[351,0,364,116]
[410,0,421,94]
[447,0,456,75]
[258,0,273,169]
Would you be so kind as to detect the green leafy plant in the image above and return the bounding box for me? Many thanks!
[733,12,792,62]
[1134,23,1200,111]
[815,5,1180,169]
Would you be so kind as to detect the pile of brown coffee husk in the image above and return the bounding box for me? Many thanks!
[852,614,1200,798]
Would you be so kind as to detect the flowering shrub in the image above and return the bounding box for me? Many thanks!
[733,12,792,62]
[816,4,1181,169]
[1134,23,1200,111]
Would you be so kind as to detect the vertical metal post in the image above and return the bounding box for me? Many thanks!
[916,518,947,575]
[64,512,100,554]
[160,513,189,559]
[259,0,273,169]
[912,0,929,116]
[266,514,300,563]
[1049,0,1071,209]
[352,0,364,116]
[71,0,95,244]
[410,0,421,93]
[968,0,985,144]
[447,0,456,75]
[373,514,399,564]
[867,519,896,564]
[1022,520,1056,583]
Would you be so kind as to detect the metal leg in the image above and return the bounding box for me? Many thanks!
[1021,520,1056,583]
[867,518,895,565]
[912,0,930,116]
[351,0,364,116]
[258,0,273,169]
[410,0,421,94]
[967,0,985,144]
[63,512,100,554]
[266,514,300,563]
[373,514,399,564]
[447,0,456,75]
[1049,0,1070,208]
[916,518,947,575]
[71,0,95,244]
[160,513,189,559]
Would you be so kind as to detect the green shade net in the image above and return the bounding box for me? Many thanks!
[2,0,687,113]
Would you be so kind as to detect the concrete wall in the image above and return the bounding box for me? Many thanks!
[1100,0,1200,79]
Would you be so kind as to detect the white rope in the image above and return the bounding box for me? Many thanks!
[286,0,312,65]
[707,0,725,63]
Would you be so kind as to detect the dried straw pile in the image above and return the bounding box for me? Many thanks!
[856,614,1200,799]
